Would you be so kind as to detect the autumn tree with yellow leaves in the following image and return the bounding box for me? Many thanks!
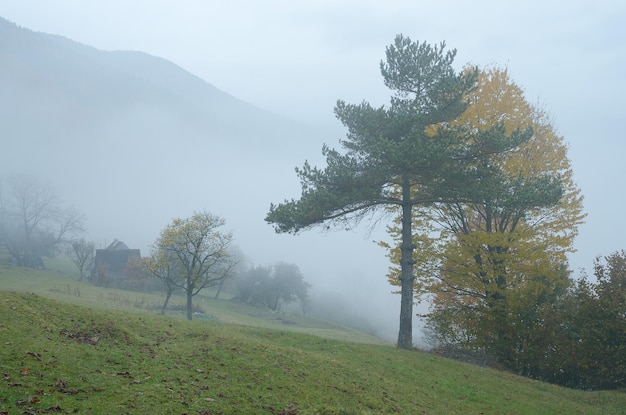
[148,211,238,320]
[382,67,585,366]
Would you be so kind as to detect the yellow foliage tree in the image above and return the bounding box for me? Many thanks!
[149,211,238,320]
[382,67,585,364]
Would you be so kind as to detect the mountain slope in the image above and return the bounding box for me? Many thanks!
[0,16,311,153]
[0,16,326,265]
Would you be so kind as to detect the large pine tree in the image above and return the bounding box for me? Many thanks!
[266,36,546,349]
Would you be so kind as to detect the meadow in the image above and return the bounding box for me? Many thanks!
[1,262,625,414]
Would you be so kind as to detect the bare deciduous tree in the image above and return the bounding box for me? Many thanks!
[67,238,95,281]
[0,176,85,267]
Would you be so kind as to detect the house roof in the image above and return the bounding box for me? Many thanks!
[105,239,130,251]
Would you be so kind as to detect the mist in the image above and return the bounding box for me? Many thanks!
[0,17,414,343]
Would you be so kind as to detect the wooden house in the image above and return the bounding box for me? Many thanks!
[92,239,141,282]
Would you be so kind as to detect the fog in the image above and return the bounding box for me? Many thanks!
[1,1,625,343]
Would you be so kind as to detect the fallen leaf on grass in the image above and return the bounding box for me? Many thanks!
[16,396,41,405]
[26,351,42,361]
[59,329,100,345]
[59,388,80,395]
[278,403,298,415]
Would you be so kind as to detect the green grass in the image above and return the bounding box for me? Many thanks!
[0,262,386,345]
[1,265,625,414]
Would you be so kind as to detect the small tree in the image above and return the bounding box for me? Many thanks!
[271,262,310,312]
[558,252,626,389]
[67,238,94,281]
[233,263,310,312]
[150,211,237,320]
[233,265,273,306]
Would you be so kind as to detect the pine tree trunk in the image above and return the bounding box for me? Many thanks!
[397,175,415,349]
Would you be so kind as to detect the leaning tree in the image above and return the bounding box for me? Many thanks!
[266,35,545,349]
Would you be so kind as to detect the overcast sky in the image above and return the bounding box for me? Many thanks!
[2,1,625,338]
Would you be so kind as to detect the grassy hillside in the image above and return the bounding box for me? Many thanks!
[0,261,387,345]
[1,267,625,414]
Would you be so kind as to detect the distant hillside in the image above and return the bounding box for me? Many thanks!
[0,16,328,266]
[0,16,314,154]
